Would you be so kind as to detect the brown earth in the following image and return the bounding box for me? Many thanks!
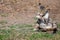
[0,0,60,25]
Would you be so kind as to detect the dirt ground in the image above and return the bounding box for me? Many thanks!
[0,0,60,40]
[0,0,60,25]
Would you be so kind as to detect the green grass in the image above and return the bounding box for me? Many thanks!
[0,20,7,25]
[0,24,60,40]
[0,29,11,40]
[0,13,9,17]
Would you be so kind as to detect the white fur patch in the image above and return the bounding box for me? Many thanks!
[40,23,52,29]
[36,15,41,18]
[43,12,49,19]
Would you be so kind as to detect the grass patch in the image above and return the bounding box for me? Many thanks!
[0,29,11,40]
[0,13,9,17]
[57,24,60,28]
[0,24,60,40]
[29,32,54,40]
[0,20,7,25]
